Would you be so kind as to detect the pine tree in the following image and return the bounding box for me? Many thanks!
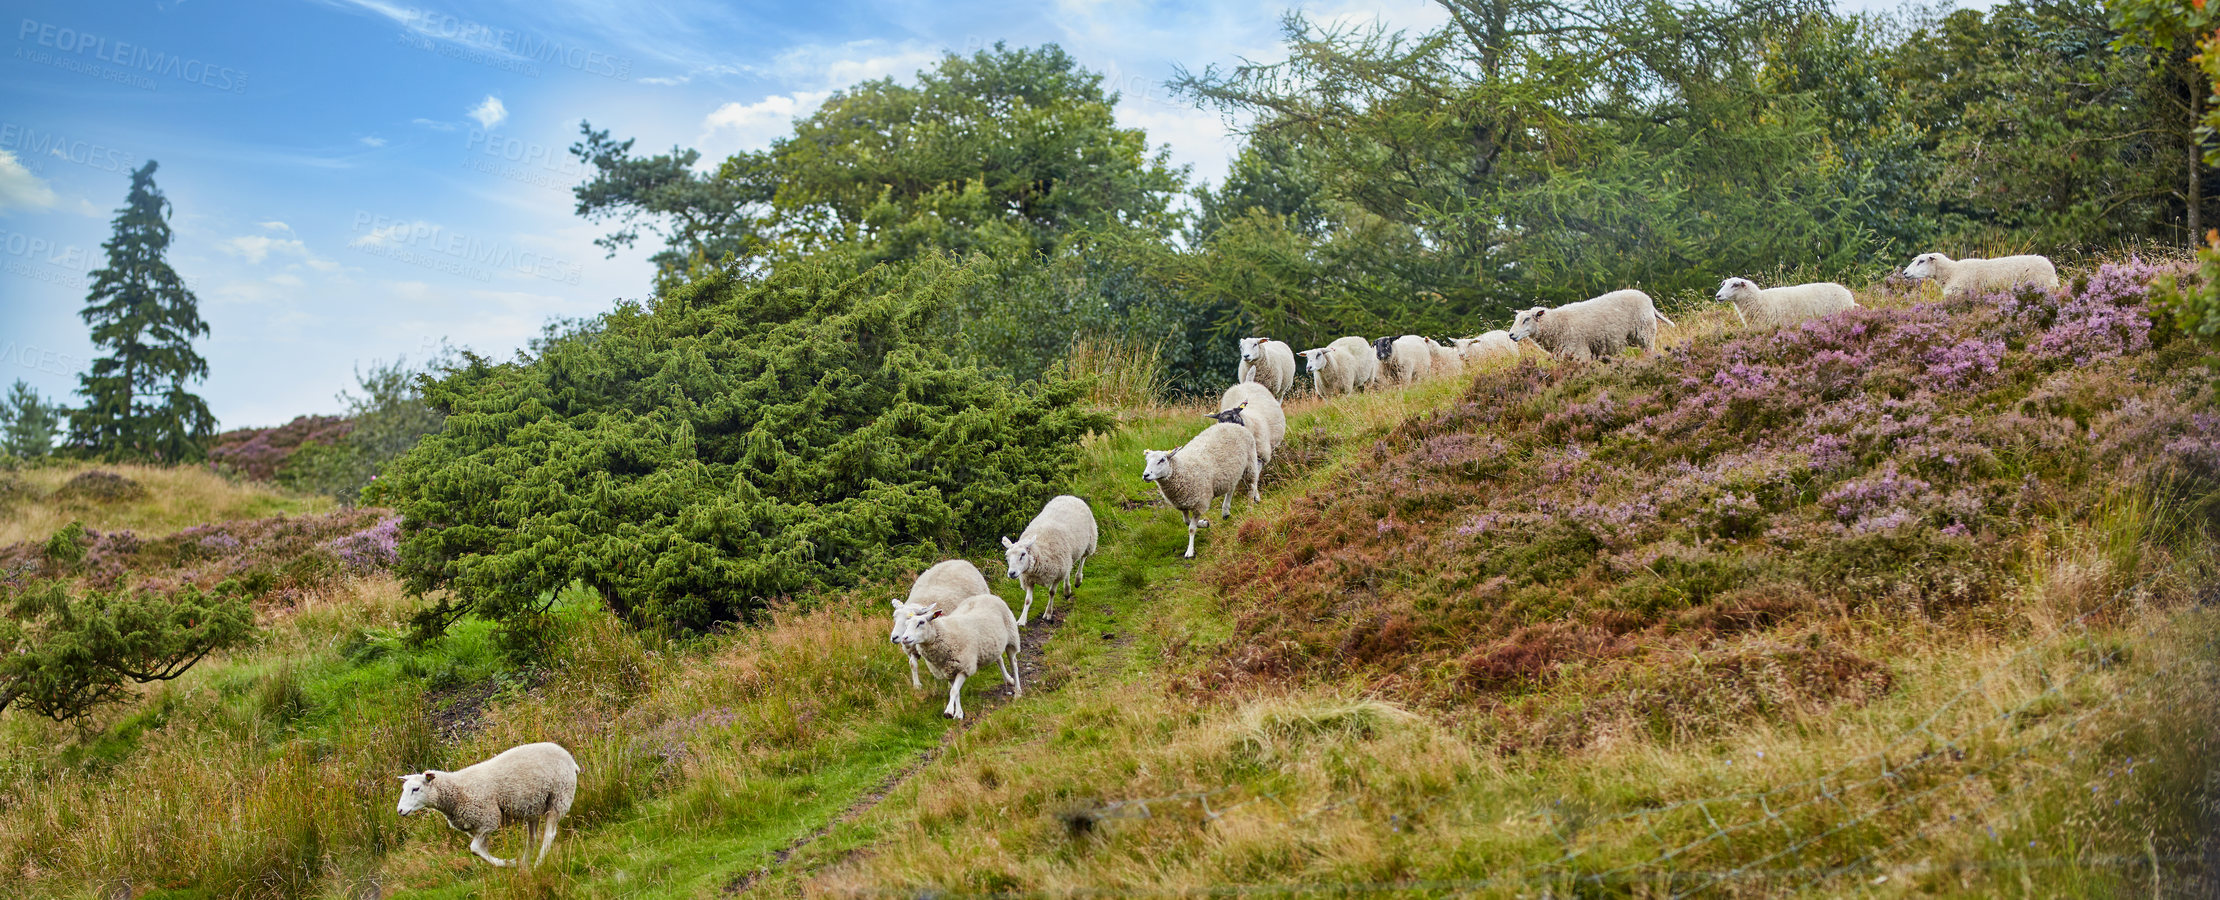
[71,161,216,462]
[0,381,62,459]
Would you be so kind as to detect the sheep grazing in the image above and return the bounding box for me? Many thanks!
[1715,277,1858,328]
[1208,381,1287,467]
[1141,422,1260,558]
[1453,331,1519,365]
[893,592,1021,719]
[1507,289,1674,362]
[1237,337,1298,399]
[1902,252,2059,296]
[1001,495,1098,625]
[396,742,580,868]
[1428,339,1465,380]
[890,559,993,690]
[1372,335,1435,385]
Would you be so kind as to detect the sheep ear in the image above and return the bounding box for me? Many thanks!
[928,606,947,620]
[397,775,412,781]
[1000,535,1014,547]
[422,772,435,782]
[1238,401,1249,410]
[1533,309,1546,318]
[890,598,904,609]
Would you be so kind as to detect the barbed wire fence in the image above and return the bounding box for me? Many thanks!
[971,571,2220,897]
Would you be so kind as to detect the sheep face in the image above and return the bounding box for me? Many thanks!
[1001,535,1037,581]
[891,604,941,647]
[1904,253,1945,279]
[1299,347,1335,373]
[1372,336,1396,360]
[1141,449,1178,483]
[1240,337,1268,362]
[1508,308,1547,342]
[1203,401,1248,427]
[396,772,435,816]
[889,598,921,644]
[1716,277,1757,302]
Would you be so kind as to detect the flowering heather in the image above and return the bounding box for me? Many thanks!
[1193,260,2214,730]
[207,415,354,481]
[0,507,398,601]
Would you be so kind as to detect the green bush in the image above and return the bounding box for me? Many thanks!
[374,256,1109,634]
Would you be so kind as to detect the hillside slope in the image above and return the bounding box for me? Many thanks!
[1,260,2216,898]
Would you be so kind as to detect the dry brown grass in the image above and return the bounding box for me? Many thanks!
[0,461,332,546]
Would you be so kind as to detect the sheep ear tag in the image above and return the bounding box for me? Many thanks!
[422,772,435,781]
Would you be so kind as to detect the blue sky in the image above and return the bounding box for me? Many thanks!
[0,0,1964,428]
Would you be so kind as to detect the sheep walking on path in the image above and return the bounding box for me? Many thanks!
[1142,423,1260,558]
[1508,289,1673,362]
[1003,495,1098,626]
[1237,337,1298,399]
[1715,277,1858,328]
[1902,252,2059,296]
[890,560,992,689]
[1210,382,1287,467]
[893,593,1021,719]
[396,742,579,868]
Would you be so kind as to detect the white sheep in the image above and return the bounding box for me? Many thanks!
[396,742,580,868]
[1237,337,1298,399]
[1002,494,1098,626]
[1902,252,2059,296]
[1298,335,1381,398]
[893,592,1021,719]
[1428,339,1465,380]
[1715,277,1858,328]
[1141,422,1260,558]
[1372,335,1435,385]
[889,559,992,690]
[1507,289,1674,362]
[1452,331,1519,365]
[1208,381,1287,467]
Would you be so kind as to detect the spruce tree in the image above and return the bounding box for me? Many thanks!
[0,381,62,458]
[71,161,217,462]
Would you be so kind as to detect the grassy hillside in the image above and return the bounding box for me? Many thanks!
[2,259,2218,897]
[0,462,335,547]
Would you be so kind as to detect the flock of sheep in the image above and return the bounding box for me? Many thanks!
[387,251,2059,868]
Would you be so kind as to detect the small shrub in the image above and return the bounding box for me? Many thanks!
[52,470,149,504]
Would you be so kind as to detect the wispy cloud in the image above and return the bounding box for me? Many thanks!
[359,135,387,147]
[0,150,58,213]
[221,234,309,264]
[411,117,457,132]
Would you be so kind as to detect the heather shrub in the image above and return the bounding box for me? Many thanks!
[52,471,148,504]
[1198,260,2209,723]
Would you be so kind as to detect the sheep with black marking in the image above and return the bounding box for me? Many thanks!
[1207,381,1287,468]
[1715,277,1858,328]
[1299,336,1377,399]
[890,560,992,690]
[1902,252,2059,296]
[1002,495,1098,626]
[1453,331,1519,365]
[1141,423,1260,558]
[1373,335,1435,385]
[396,742,579,868]
[1237,337,1298,399]
[893,593,1021,719]
[1507,289,1674,362]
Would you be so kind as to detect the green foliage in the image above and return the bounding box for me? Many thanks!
[0,380,63,459]
[0,578,256,722]
[375,255,1109,634]
[570,125,778,289]
[69,160,217,463]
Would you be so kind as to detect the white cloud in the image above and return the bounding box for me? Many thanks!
[412,117,457,132]
[698,91,830,155]
[349,220,429,249]
[469,96,508,130]
[221,234,310,264]
[0,150,58,213]
[360,136,387,147]
[268,273,306,288]
[259,221,293,233]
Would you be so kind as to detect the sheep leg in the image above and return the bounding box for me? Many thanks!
[469,830,513,867]
[945,673,966,719]
[1183,515,1198,559]
[536,810,561,864]
[1220,488,1234,520]
[996,645,1021,697]
[908,652,923,690]
[1017,583,1035,627]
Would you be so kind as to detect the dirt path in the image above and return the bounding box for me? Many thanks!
[722,605,1081,895]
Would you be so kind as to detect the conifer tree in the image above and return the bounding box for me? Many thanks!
[71,161,217,462]
[0,380,62,459]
